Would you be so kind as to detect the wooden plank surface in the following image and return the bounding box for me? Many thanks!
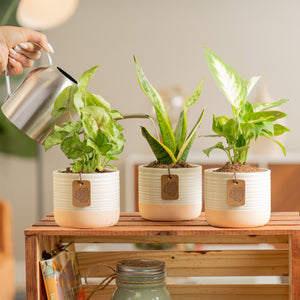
[24,212,300,238]
[60,234,289,244]
[25,235,41,300]
[84,284,289,300]
[24,212,298,300]
[289,234,300,299]
[77,249,288,277]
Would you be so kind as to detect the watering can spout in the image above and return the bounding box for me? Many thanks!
[1,46,77,145]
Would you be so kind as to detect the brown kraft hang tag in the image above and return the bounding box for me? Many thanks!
[72,180,91,207]
[227,179,245,206]
[161,174,179,200]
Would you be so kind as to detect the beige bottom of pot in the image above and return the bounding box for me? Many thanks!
[204,168,271,227]
[53,170,120,228]
[138,164,202,221]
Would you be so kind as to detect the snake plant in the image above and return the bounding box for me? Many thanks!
[134,56,205,164]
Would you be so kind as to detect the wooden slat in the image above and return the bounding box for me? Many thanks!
[83,284,289,300]
[77,249,288,277]
[289,234,300,299]
[60,234,289,244]
[25,211,300,299]
[27,212,300,239]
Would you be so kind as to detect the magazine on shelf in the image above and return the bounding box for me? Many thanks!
[40,242,86,300]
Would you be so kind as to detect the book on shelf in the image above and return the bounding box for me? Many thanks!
[40,242,86,300]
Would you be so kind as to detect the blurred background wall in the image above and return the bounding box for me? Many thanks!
[0,0,299,293]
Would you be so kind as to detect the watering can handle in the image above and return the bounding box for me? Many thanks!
[5,42,53,96]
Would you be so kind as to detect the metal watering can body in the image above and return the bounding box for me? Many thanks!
[1,49,77,145]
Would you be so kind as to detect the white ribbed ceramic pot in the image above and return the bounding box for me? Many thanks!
[204,168,271,227]
[53,170,120,228]
[138,164,202,221]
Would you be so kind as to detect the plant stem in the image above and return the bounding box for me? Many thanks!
[120,114,160,140]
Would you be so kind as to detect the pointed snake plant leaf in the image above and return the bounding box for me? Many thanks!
[174,78,205,151]
[141,126,176,164]
[177,108,205,161]
[204,47,247,111]
[134,56,176,153]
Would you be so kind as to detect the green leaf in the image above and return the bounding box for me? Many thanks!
[51,85,77,117]
[61,136,93,159]
[173,110,186,155]
[273,124,290,136]
[177,108,205,161]
[87,136,112,156]
[204,47,247,111]
[260,130,287,156]
[246,111,287,123]
[110,110,123,120]
[245,75,263,96]
[262,121,274,135]
[81,106,113,139]
[85,93,111,111]
[141,126,176,164]
[252,99,289,112]
[184,78,205,109]
[212,115,238,141]
[108,125,125,156]
[44,131,69,151]
[73,66,99,113]
[174,78,204,151]
[240,122,256,141]
[203,141,225,157]
[134,56,176,153]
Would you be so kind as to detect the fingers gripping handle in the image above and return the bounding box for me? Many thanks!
[5,42,53,97]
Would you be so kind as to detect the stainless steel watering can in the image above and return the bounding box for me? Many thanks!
[1,46,77,145]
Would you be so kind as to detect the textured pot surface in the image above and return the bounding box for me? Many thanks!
[139,164,202,221]
[204,168,271,227]
[53,170,120,228]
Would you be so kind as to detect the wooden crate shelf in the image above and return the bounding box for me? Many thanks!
[24,212,300,299]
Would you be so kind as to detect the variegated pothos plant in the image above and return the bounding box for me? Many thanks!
[203,47,289,164]
[134,56,205,164]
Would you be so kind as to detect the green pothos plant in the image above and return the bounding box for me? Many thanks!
[44,66,125,173]
[134,56,205,164]
[203,47,289,164]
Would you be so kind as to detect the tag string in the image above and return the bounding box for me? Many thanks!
[234,172,237,184]
[85,264,116,300]
[168,168,172,179]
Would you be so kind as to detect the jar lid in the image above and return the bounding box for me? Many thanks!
[116,259,166,277]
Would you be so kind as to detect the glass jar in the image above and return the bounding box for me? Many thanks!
[111,258,172,300]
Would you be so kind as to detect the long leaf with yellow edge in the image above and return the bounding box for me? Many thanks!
[174,78,205,152]
[134,56,176,153]
[141,126,176,164]
[177,108,205,161]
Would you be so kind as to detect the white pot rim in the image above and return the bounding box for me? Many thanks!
[204,167,270,174]
[54,169,119,176]
[139,163,201,169]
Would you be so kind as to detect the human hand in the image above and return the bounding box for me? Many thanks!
[0,26,53,76]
